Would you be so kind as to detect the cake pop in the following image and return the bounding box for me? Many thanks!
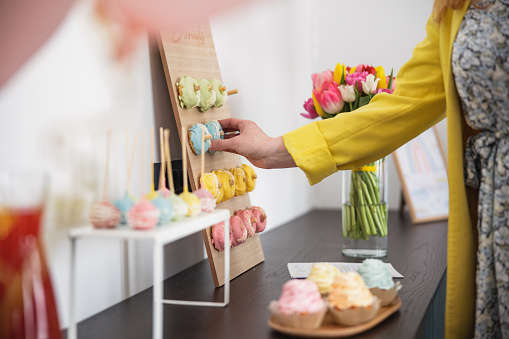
[241,164,257,192]
[177,76,200,109]
[209,79,228,108]
[89,201,121,229]
[163,129,188,220]
[151,128,174,224]
[230,215,247,247]
[235,209,255,238]
[193,128,216,213]
[179,126,201,216]
[127,199,160,230]
[188,123,211,155]
[128,130,160,230]
[214,169,235,203]
[211,221,232,252]
[197,78,216,112]
[114,129,138,224]
[230,167,247,196]
[89,130,121,229]
[250,206,267,233]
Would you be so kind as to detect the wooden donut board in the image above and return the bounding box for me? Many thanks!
[157,22,265,287]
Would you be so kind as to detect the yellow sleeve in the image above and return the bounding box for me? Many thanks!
[283,15,447,185]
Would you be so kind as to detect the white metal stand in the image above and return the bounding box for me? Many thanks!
[67,209,230,339]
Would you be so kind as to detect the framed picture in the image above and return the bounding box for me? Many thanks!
[393,126,448,224]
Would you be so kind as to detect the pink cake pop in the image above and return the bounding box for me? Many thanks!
[89,130,121,229]
[211,221,232,252]
[127,199,160,230]
[250,206,267,233]
[89,201,121,228]
[128,129,160,230]
[230,215,247,247]
[235,209,255,238]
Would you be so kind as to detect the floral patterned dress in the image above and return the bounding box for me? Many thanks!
[452,0,509,337]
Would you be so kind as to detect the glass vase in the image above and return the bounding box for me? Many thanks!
[0,171,61,339]
[342,159,388,258]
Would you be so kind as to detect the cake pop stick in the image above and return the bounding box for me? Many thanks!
[179,125,201,216]
[164,128,188,220]
[158,127,171,197]
[128,129,160,230]
[89,130,121,228]
[146,127,158,200]
[114,129,138,224]
[164,129,175,193]
[194,128,215,212]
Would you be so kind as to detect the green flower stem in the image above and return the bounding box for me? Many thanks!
[343,161,388,240]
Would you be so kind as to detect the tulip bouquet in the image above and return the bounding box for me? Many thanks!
[301,63,395,241]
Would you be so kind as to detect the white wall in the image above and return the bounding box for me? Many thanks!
[0,0,443,330]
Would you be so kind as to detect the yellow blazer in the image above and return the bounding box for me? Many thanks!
[283,2,474,338]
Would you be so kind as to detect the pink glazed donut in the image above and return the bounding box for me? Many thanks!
[235,209,255,238]
[230,215,248,247]
[211,221,232,252]
[250,206,267,233]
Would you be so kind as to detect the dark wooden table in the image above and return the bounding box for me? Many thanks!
[69,210,447,339]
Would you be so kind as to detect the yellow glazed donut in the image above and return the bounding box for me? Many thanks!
[241,164,257,192]
[200,172,223,204]
[230,167,247,197]
[214,169,235,203]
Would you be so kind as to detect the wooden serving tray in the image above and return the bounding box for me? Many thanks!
[268,297,401,338]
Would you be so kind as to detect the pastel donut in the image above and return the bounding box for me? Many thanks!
[209,79,228,108]
[230,167,247,196]
[179,191,201,216]
[205,120,223,154]
[250,206,267,233]
[188,123,211,155]
[211,221,232,252]
[241,164,257,192]
[197,78,216,112]
[230,215,247,247]
[235,209,255,238]
[177,76,200,109]
[201,172,223,203]
[214,169,235,202]
[193,188,216,212]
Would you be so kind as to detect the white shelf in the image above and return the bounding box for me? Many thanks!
[67,209,231,339]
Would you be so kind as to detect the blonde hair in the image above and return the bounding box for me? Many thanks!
[433,0,492,22]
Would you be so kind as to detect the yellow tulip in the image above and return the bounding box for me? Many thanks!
[349,66,356,74]
[312,91,326,118]
[375,66,387,90]
[333,63,346,84]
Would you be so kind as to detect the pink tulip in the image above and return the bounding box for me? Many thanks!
[313,82,344,114]
[311,69,334,91]
[346,71,368,92]
[377,88,394,94]
[300,98,319,119]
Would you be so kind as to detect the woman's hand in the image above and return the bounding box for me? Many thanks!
[209,118,297,169]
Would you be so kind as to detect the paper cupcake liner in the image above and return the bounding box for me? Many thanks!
[328,297,381,326]
[370,281,402,306]
[269,301,326,330]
